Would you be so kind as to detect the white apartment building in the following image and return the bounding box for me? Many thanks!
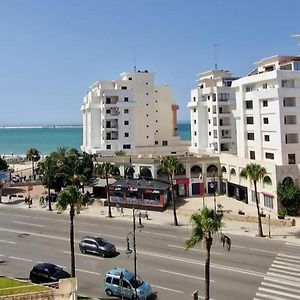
[188,70,238,155]
[232,55,300,166]
[81,70,189,156]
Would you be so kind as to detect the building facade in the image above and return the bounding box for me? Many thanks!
[81,70,189,156]
[188,70,238,155]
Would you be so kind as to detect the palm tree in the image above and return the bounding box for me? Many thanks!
[241,163,267,237]
[185,207,231,300]
[26,148,41,176]
[159,156,180,226]
[56,185,88,277]
[97,162,114,218]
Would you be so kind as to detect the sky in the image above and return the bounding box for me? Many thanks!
[0,0,299,126]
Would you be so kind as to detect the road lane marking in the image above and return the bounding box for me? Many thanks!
[271,263,300,272]
[76,269,101,275]
[267,272,300,282]
[269,267,300,276]
[278,253,300,260]
[63,251,104,260]
[285,242,300,247]
[13,221,44,227]
[262,281,300,293]
[249,248,277,254]
[275,257,300,264]
[263,277,300,288]
[0,240,16,244]
[9,256,32,262]
[255,292,285,300]
[151,284,184,294]
[258,287,300,299]
[168,244,223,255]
[159,269,211,282]
[79,230,124,240]
[143,231,178,238]
[274,260,300,268]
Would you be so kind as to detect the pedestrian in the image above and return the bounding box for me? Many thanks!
[28,197,32,208]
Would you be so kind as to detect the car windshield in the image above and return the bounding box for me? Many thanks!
[95,238,107,246]
[45,265,61,275]
[129,275,144,289]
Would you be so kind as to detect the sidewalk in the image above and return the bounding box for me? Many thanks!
[1,189,300,245]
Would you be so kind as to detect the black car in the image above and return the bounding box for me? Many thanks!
[79,236,116,257]
[29,263,71,284]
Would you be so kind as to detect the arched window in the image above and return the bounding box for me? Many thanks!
[140,167,152,179]
[125,167,135,179]
[207,164,218,174]
[263,176,272,186]
[221,166,227,173]
[282,176,294,185]
[230,168,236,175]
[191,165,202,178]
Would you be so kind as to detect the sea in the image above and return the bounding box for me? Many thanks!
[0,123,191,156]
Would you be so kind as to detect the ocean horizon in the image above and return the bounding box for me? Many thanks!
[0,123,191,156]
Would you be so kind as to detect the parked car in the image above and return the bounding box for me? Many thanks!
[104,268,152,300]
[29,263,70,284]
[79,236,116,257]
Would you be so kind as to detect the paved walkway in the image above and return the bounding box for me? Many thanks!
[2,187,300,245]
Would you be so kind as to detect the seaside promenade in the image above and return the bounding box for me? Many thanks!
[2,162,300,246]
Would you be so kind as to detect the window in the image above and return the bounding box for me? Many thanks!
[208,108,210,112]
[146,125,149,128]
[209,131,211,136]
[247,133,254,140]
[124,120,129,125]
[264,194,274,209]
[194,120,196,124]
[263,117,269,124]
[106,133,111,140]
[106,145,111,150]
[124,97,129,102]
[288,154,296,164]
[246,100,253,109]
[112,278,120,285]
[193,108,196,113]
[128,77,132,80]
[262,83,268,89]
[265,152,274,159]
[123,144,131,149]
[245,84,255,92]
[121,86,127,90]
[106,97,111,104]
[262,100,268,107]
[146,93,148,95]
[162,140,168,146]
[285,133,298,144]
[250,151,255,159]
[264,135,270,142]
[146,114,148,117]
[281,80,294,88]
[124,109,129,114]
[155,141,158,145]
[193,96,196,102]
[105,276,112,284]
[194,131,197,136]
[124,132,129,137]
[246,117,254,124]
[208,119,211,124]
[106,109,111,114]
[194,142,197,147]
[283,97,296,107]
[123,280,130,289]
[251,190,259,203]
[284,115,297,124]
[146,82,148,85]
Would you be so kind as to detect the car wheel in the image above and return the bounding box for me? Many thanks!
[106,289,113,296]
[30,275,39,283]
[80,247,86,254]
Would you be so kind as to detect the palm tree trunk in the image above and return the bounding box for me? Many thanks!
[205,236,212,300]
[31,159,34,176]
[70,204,76,277]
[170,177,178,226]
[48,187,52,211]
[106,176,112,218]
[254,181,264,237]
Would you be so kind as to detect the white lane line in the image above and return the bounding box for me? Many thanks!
[63,251,104,260]
[285,242,300,247]
[143,231,178,238]
[13,221,44,227]
[271,263,300,272]
[274,260,300,269]
[9,256,32,262]
[276,257,300,264]
[151,284,184,294]
[168,244,223,256]
[278,253,300,260]
[249,248,277,254]
[255,292,286,300]
[0,240,16,244]
[262,282,300,294]
[269,267,300,276]
[264,277,300,288]
[258,287,300,299]
[159,269,211,282]
[267,272,300,282]
[76,269,101,275]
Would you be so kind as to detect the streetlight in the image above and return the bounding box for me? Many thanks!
[125,207,144,300]
[210,172,217,212]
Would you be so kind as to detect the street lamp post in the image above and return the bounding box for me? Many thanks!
[210,172,217,212]
[125,207,144,300]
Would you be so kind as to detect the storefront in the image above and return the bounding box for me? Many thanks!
[174,178,189,197]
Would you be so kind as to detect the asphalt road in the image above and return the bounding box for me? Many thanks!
[0,206,300,300]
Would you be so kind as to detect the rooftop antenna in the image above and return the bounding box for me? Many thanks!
[213,44,218,70]
[133,46,136,72]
